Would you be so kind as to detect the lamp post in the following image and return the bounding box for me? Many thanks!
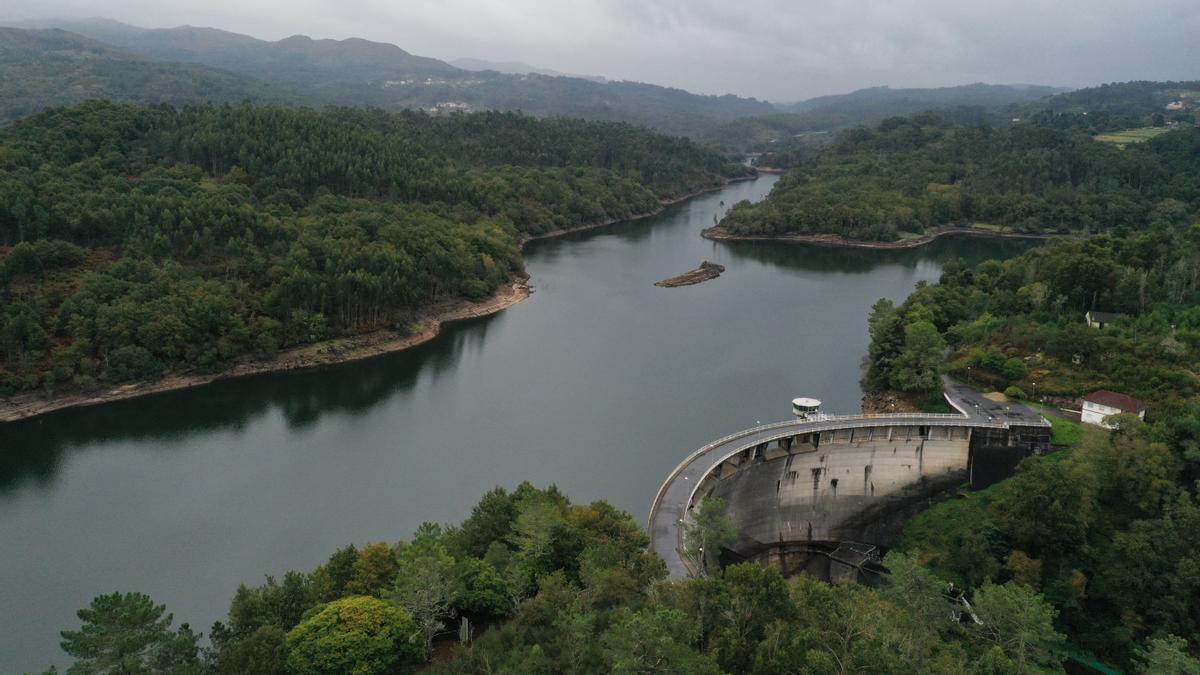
[967,366,972,387]
[1032,381,1037,401]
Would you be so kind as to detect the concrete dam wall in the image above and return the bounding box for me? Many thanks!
[702,425,972,548]
[648,384,1051,580]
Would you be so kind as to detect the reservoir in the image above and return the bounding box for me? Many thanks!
[0,174,1038,671]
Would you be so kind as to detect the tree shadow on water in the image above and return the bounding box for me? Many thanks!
[720,236,1041,275]
[0,314,499,494]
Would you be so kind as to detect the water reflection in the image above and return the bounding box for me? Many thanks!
[721,236,1040,275]
[0,227,1038,494]
[0,313,503,493]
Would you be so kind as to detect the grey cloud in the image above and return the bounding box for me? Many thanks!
[4,0,1198,100]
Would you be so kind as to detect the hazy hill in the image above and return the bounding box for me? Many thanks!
[1037,79,1200,116]
[450,57,605,82]
[13,18,774,135]
[24,18,1172,141]
[707,83,1067,152]
[15,17,460,84]
[0,27,301,123]
[781,83,1063,113]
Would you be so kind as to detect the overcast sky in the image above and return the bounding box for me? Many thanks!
[5,0,1199,101]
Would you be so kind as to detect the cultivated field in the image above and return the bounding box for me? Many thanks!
[1093,126,1170,146]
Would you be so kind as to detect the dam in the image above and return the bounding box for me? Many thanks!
[647,381,1051,580]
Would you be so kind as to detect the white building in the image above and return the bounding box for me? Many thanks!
[1081,390,1147,428]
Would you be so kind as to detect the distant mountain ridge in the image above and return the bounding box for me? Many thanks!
[707,82,1070,152]
[782,83,1065,113]
[4,17,1187,143]
[1036,79,1200,115]
[7,18,774,135]
[450,57,606,82]
[15,17,461,84]
[0,27,302,122]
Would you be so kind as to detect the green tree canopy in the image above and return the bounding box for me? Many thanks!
[283,596,421,675]
[59,592,201,675]
[680,497,737,577]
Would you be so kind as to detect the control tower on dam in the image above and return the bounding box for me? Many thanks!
[648,382,1051,581]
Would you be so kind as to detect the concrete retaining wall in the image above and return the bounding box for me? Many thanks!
[706,425,971,547]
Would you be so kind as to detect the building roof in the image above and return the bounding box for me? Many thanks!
[1086,310,1120,323]
[1083,390,1147,413]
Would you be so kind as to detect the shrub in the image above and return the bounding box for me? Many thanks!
[1001,357,1028,382]
[106,345,163,381]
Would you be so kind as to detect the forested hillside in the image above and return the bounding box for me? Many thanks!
[1038,80,1200,120]
[719,114,1200,241]
[783,83,1062,114]
[725,80,1200,167]
[0,28,302,123]
[868,223,1200,406]
[707,83,1064,153]
[0,102,746,396]
[863,221,1200,667]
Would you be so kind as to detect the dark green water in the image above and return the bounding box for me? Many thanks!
[0,175,1039,671]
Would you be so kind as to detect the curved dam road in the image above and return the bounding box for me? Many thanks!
[647,381,1050,579]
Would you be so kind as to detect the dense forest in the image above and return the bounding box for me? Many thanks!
[864,221,1200,666]
[866,218,1200,407]
[719,114,1200,241]
[0,102,747,396]
[1038,80,1200,122]
[44,478,1190,672]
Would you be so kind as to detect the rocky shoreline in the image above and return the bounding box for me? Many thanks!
[520,174,757,246]
[860,389,923,414]
[0,279,532,423]
[702,225,1056,250]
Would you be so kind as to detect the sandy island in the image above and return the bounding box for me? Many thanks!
[655,261,726,287]
[1,175,757,423]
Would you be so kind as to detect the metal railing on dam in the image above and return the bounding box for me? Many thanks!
[647,388,1050,580]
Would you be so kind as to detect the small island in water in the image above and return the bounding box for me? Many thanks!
[655,260,726,287]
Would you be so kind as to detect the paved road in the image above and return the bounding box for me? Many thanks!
[942,377,1047,427]
[647,384,1048,579]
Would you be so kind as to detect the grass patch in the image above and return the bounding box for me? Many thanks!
[1024,400,1087,447]
[1038,447,1076,466]
[1093,127,1169,147]
[1047,415,1083,447]
[964,222,1007,232]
